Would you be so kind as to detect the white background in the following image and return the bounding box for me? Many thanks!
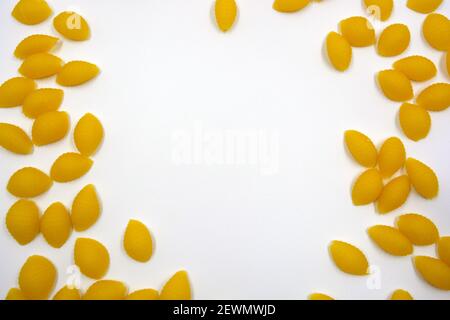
[0,0,449,300]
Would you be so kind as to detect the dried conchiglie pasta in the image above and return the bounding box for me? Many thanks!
[377,175,410,214]
[378,137,405,178]
[19,53,63,79]
[326,32,352,72]
[397,213,439,246]
[50,152,93,183]
[19,255,56,300]
[7,167,52,198]
[22,88,64,119]
[53,11,90,41]
[41,202,72,248]
[0,123,33,155]
[32,111,69,146]
[0,77,36,108]
[377,24,410,57]
[14,34,59,59]
[368,225,413,256]
[377,70,413,102]
[393,56,437,82]
[308,293,334,300]
[329,241,369,276]
[422,13,450,51]
[438,237,450,266]
[160,271,192,300]
[127,289,159,300]
[351,169,383,206]
[339,16,375,47]
[6,199,40,245]
[416,83,450,112]
[405,158,439,199]
[83,280,127,300]
[71,184,101,232]
[53,286,81,300]
[56,61,99,87]
[414,256,450,290]
[407,0,443,14]
[12,0,52,25]
[74,237,110,279]
[363,0,393,21]
[344,130,377,167]
[215,0,237,32]
[273,0,310,13]
[390,289,413,300]
[5,288,26,300]
[399,103,431,141]
[74,113,104,156]
[124,219,153,262]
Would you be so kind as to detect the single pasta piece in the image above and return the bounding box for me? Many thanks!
[414,256,450,290]
[377,24,410,57]
[50,152,93,183]
[393,56,437,82]
[83,280,127,300]
[0,123,33,155]
[407,0,443,14]
[326,32,352,72]
[56,61,99,87]
[71,184,101,232]
[53,286,82,300]
[40,202,72,248]
[367,225,413,256]
[273,0,311,13]
[74,113,104,156]
[405,158,439,199]
[390,289,413,300]
[53,11,90,41]
[12,0,52,25]
[416,83,450,112]
[215,0,237,32]
[14,34,59,59]
[19,53,64,79]
[437,237,450,266]
[339,16,375,47]
[127,289,159,300]
[377,137,405,178]
[0,77,36,108]
[124,219,153,262]
[308,293,334,300]
[160,271,192,300]
[422,13,450,51]
[74,237,110,279]
[377,70,413,102]
[344,130,377,167]
[32,111,69,146]
[7,167,52,198]
[351,168,383,205]
[5,288,27,300]
[6,199,40,245]
[19,255,56,300]
[377,175,410,214]
[22,88,64,118]
[397,213,439,246]
[329,241,369,276]
[363,0,393,21]
[399,103,431,141]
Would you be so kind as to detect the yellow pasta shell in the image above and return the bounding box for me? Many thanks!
[71,184,101,232]
[405,158,439,199]
[6,199,40,245]
[407,0,443,14]
[0,123,33,155]
[53,11,90,41]
[273,0,311,13]
[53,286,82,300]
[414,256,450,290]
[19,53,63,79]
[377,70,413,102]
[74,113,104,156]
[7,166,52,198]
[32,111,69,146]
[390,289,413,300]
[377,137,405,178]
[215,0,237,32]
[422,13,450,51]
[326,32,352,72]
[160,271,192,300]
[50,152,93,183]
[399,103,431,142]
[127,289,159,300]
[40,202,72,248]
[344,130,377,167]
[364,0,393,21]
[352,169,383,205]
[397,213,439,246]
[377,175,410,214]
[14,34,59,59]
[339,16,375,47]
[74,237,110,279]
[377,24,410,57]
[22,88,64,119]
[83,280,127,300]
[368,225,413,256]
[19,255,56,300]
[393,56,437,82]
[416,83,450,112]
[56,61,99,87]
[329,241,369,276]
[12,0,52,25]
[124,219,153,262]
[0,77,36,108]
